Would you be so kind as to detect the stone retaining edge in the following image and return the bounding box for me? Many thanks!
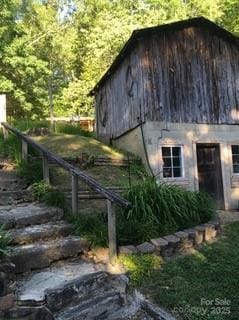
[119,219,221,257]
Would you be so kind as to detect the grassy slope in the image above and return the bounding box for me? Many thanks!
[34,134,126,158]
[34,134,144,188]
[124,223,239,320]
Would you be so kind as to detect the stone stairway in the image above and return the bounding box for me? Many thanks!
[0,163,175,320]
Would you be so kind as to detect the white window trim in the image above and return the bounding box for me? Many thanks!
[161,145,185,180]
[231,145,239,175]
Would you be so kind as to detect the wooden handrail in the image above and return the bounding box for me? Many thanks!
[1,122,133,261]
[1,122,130,208]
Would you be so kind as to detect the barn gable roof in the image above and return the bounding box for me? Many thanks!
[90,17,239,95]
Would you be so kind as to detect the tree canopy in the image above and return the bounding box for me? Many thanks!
[0,0,238,119]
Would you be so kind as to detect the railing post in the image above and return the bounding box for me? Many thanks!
[22,140,28,162]
[107,200,117,262]
[42,156,50,184]
[71,174,78,214]
[2,126,8,140]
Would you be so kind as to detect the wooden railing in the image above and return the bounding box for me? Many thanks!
[1,122,130,261]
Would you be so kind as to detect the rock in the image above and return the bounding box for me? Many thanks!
[141,300,177,320]
[203,223,217,241]
[163,235,180,246]
[55,291,121,320]
[136,242,155,254]
[17,260,105,304]
[9,221,73,245]
[0,205,64,230]
[0,262,15,273]
[91,247,109,263]
[174,231,193,251]
[119,245,138,255]
[0,293,15,311]
[11,237,90,273]
[150,238,170,257]
[194,225,206,244]
[2,306,54,320]
[46,272,110,312]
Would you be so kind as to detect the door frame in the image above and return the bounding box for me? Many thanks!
[195,143,225,210]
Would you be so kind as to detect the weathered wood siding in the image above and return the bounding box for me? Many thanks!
[96,26,239,139]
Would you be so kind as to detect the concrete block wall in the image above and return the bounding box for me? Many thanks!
[114,121,239,210]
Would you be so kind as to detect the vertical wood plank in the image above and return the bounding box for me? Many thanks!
[107,199,117,261]
[71,175,78,214]
[43,156,50,184]
[22,140,28,162]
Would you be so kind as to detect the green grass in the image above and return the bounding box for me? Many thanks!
[123,222,239,320]
[33,133,128,159]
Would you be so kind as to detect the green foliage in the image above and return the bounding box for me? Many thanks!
[12,119,50,131]
[32,180,52,200]
[136,222,239,319]
[69,212,108,247]
[0,225,11,258]
[119,179,215,244]
[55,122,93,137]
[71,179,215,247]
[31,180,66,209]
[0,133,21,162]
[118,254,162,286]
[16,159,43,185]
[0,0,236,118]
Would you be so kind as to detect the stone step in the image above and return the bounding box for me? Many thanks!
[16,260,105,305]
[46,272,116,312]
[0,204,63,229]
[0,169,18,180]
[55,291,122,320]
[0,190,32,205]
[9,221,73,245]
[10,237,90,273]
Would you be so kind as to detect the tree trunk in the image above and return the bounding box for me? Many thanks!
[48,77,54,132]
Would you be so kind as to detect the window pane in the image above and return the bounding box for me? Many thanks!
[173,157,181,167]
[233,165,239,173]
[172,147,181,157]
[162,147,171,157]
[233,155,239,165]
[173,167,181,177]
[163,167,172,177]
[232,145,239,155]
[163,157,172,167]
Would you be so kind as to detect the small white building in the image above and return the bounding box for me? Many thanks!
[91,17,239,210]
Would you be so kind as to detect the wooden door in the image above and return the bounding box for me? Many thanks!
[196,144,224,209]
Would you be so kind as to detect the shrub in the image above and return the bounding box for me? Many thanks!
[12,119,50,132]
[71,178,216,247]
[121,179,215,241]
[69,212,108,247]
[55,122,93,137]
[0,133,21,162]
[17,159,43,185]
[32,180,66,210]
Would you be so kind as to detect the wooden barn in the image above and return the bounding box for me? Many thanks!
[91,17,239,210]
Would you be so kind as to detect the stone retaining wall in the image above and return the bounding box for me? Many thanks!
[0,262,16,313]
[119,220,221,257]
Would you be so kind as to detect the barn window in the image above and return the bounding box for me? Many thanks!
[231,145,239,173]
[162,146,183,178]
